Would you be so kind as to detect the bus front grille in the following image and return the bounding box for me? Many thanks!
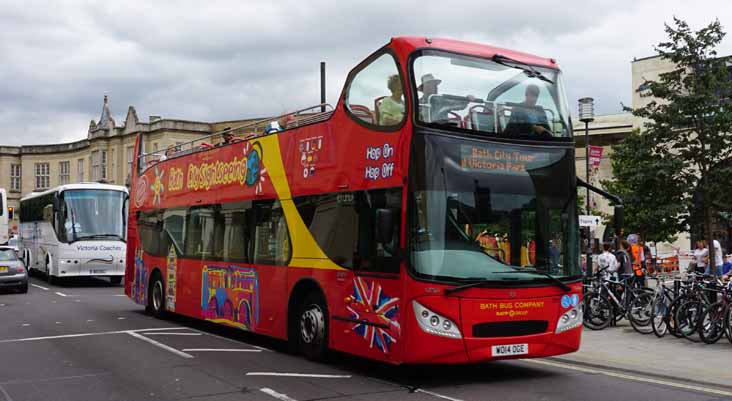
[472,320,548,338]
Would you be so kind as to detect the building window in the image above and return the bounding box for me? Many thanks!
[127,145,134,176]
[101,150,107,181]
[78,158,85,182]
[59,161,70,184]
[10,164,21,192]
[91,151,100,181]
[35,163,50,190]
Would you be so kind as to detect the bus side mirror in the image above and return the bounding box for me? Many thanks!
[375,208,395,245]
[614,205,624,236]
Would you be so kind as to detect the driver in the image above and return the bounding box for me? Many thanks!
[504,84,550,136]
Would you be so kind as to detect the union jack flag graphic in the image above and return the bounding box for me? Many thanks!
[347,278,401,354]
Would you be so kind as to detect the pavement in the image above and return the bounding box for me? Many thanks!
[554,320,732,390]
[0,276,731,401]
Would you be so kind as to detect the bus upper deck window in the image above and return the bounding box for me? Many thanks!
[345,52,405,130]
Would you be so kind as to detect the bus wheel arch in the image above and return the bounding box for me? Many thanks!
[147,268,166,318]
[287,279,329,361]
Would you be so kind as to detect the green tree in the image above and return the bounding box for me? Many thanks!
[633,18,732,275]
[601,129,686,243]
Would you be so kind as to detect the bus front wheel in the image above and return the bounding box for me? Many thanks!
[45,255,57,285]
[147,275,166,318]
[297,292,329,361]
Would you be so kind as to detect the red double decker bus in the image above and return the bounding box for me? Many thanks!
[126,37,586,364]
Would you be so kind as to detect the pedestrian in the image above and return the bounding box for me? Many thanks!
[708,239,724,276]
[627,234,646,285]
[597,242,619,280]
[692,240,708,275]
[615,240,634,281]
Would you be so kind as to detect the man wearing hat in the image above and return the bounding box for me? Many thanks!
[418,73,476,123]
[418,73,442,104]
[504,84,550,136]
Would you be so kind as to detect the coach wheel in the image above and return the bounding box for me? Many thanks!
[24,250,32,276]
[45,255,57,285]
[148,275,166,318]
[298,292,328,361]
[110,276,122,286]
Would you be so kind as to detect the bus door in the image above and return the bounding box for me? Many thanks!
[329,188,404,363]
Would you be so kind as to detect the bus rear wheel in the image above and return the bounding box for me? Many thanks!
[147,275,166,318]
[297,292,329,361]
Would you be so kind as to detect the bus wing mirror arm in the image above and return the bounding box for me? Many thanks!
[576,178,624,235]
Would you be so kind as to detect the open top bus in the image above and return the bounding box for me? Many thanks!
[126,37,605,364]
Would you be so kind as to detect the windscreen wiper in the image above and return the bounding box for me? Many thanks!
[494,269,571,292]
[492,54,554,84]
[444,279,502,296]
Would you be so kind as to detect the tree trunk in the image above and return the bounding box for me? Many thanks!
[703,180,717,278]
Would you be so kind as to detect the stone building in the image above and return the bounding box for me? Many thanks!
[0,96,254,234]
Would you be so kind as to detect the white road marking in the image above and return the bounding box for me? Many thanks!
[0,383,15,401]
[117,317,126,320]
[31,284,49,291]
[74,300,81,303]
[144,333,202,336]
[86,320,94,323]
[55,292,67,297]
[182,348,261,352]
[415,389,465,401]
[246,372,351,379]
[525,359,732,397]
[260,388,297,401]
[187,327,273,351]
[55,322,62,325]
[113,294,126,297]
[126,331,194,359]
[51,301,57,304]
[21,324,30,327]
[0,327,188,344]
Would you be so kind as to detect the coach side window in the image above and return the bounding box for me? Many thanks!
[251,200,290,265]
[294,188,401,273]
[185,206,220,260]
[221,201,252,263]
[345,52,405,129]
[163,209,186,254]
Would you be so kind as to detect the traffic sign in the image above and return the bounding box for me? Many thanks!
[579,215,601,228]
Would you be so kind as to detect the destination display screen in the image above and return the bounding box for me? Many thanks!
[459,144,562,175]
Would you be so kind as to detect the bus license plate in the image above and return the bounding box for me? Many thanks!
[492,343,528,357]
[0,266,7,273]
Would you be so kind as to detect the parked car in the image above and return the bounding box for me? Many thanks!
[6,235,19,253]
[0,246,28,293]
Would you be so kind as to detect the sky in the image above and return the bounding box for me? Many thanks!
[1,0,731,146]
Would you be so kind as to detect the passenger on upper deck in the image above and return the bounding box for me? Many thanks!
[503,84,550,136]
[379,74,405,125]
[417,73,475,124]
[417,73,442,104]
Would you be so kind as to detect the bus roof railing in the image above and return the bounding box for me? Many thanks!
[138,103,334,171]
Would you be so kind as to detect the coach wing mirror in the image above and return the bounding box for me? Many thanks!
[375,208,395,245]
[613,205,624,236]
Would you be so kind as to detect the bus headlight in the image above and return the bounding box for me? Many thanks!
[555,304,582,333]
[413,301,462,339]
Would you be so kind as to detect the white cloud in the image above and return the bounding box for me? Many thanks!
[0,0,730,145]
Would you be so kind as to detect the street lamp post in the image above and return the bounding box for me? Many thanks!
[578,97,595,277]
